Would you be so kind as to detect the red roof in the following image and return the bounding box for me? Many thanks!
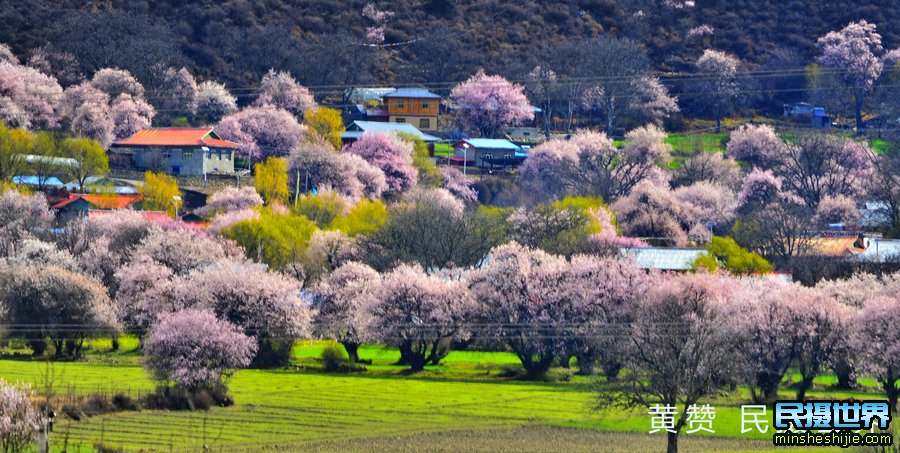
[112,128,240,149]
[52,194,143,209]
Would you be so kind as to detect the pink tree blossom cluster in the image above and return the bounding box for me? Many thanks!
[254,70,317,118]
[0,60,62,130]
[59,68,155,146]
[290,138,388,201]
[520,126,671,202]
[0,189,54,257]
[448,70,534,138]
[143,309,257,391]
[195,186,264,218]
[197,81,238,122]
[439,166,477,203]
[343,132,417,195]
[314,262,381,362]
[362,4,394,44]
[0,379,44,452]
[217,106,308,160]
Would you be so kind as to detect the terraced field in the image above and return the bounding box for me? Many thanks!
[0,342,854,452]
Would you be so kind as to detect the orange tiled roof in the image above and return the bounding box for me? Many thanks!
[52,194,143,209]
[809,237,866,257]
[112,128,240,149]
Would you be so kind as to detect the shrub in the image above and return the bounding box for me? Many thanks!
[112,394,140,411]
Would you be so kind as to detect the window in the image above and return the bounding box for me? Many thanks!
[504,153,512,159]
[395,117,406,123]
[523,132,531,136]
[419,118,430,129]
[205,150,212,159]
[421,102,429,109]
[483,153,493,160]
[217,150,224,160]
[162,151,172,159]
[397,101,405,109]
[224,151,231,160]
[183,150,193,159]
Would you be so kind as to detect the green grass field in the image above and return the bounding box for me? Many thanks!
[0,340,867,452]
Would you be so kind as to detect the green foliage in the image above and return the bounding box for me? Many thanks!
[294,191,348,228]
[692,254,720,272]
[398,132,442,188]
[223,209,318,271]
[550,195,608,234]
[255,157,289,204]
[141,171,181,217]
[698,236,773,274]
[303,107,344,150]
[329,199,387,237]
[59,137,109,192]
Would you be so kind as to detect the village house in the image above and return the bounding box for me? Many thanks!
[450,138,525,172]
[109,128,240,177]
[52,193,144,224]
[382,88,441,132]
[341,121,441,146]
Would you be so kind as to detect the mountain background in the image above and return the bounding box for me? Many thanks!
[1,0,897,107]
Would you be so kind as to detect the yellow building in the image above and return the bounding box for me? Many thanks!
[383,88,441,132]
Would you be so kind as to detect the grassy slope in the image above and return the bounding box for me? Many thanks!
[0,341,858,452]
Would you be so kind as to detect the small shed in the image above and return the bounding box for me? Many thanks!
[451,138,525,171]
[620,247,708,272]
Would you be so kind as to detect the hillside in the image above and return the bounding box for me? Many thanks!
[0,0,897,97]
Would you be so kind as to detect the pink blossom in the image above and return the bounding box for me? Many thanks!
[448,70,534,137]
[0,189,54,258]
[817,20,884,90]
[133,227,245,275]
[143,309,257,391]
[440,166,477,203]
[372,263,475,370]
[0,61,62,129]
[0,379,44,451]
[111,93,155,140]
[814,194,860,227]
[687,25,714,40]
[91,68,145,98]
[343,132,416,194]
[254,70,317,118]
[611,180,688,246]
[158,67,199,117]
[209,208,260,235]
[314,261,381,361]
[196,186,264,218]
[673,181,738,227]
[726,124,786,168]
[217,106,307,160]
[197,80,237,122]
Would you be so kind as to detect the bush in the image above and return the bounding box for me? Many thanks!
[320,343,366,373]
[112,393,140,411]
[81,393,114,416]
[141,385,233,411]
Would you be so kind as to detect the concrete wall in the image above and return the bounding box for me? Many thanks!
[115,146,235,176]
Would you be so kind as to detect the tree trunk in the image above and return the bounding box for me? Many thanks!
[884,369,898,413]
[602,362,623,382]
[666,431,679,453]
[833,360,856,389]
[342,342,360,363]
[558,353,571,369]
[796,374,815,401]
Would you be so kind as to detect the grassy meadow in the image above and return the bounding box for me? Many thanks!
[0,339,866,452]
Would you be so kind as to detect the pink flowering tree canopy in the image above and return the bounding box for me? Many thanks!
[449,70,533,137]
[157,67,199,121]
[91,68,145,98]
[519,126,670,202]
[0,61,62,130]
[254,70,317,118]
[197,80,237,122]
[111,93,155,140]
[217,106,307,160]
[371,263,475,371]
[290,138,388,201]
[314,261,381,362]
[143,309,257,392]
[726,124,786,169]
[343,132,416,195]
[0,379,45,452]
[195,186,264,218]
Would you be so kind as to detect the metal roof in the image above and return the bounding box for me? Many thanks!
[343,121,441,142]
[383,88,441,99]
[13,176,65,187]
[455,139,522,150]
[621,247,708,271]
[857,239,900,262]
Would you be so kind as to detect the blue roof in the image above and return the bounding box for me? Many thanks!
[457,139,521,151]
[383,88,441,99]
[343,121,441,142]
[13,176,64,187]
